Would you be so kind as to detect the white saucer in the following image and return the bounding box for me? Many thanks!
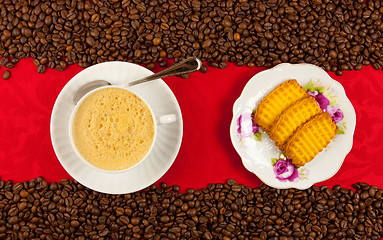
[50,62,183,194]
[230,63,356,189]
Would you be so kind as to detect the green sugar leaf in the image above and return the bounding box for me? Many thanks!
[254,132,262,141]
[304,80,316,92]
[271,158,279,166]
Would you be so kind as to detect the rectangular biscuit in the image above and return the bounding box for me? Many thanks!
[269,96,322,149]
[254,79,309,132]
[284,112,337,168]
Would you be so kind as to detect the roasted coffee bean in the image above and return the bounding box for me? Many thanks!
[37,65,46,74]
[0,58,9,67]
[5,63,14,69]
[11,58,19,64]
[2,70,11,80]
[199,64,208,73]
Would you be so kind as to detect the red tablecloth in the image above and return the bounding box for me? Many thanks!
[1,58,382,191]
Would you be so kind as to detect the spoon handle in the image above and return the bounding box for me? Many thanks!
[122,56,202,87]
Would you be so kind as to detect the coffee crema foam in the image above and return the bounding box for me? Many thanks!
[72,88,155,171]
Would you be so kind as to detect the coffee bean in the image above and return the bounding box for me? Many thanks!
[202,39,212,49]
[0,58,9,66]
[8,216,18,225]
[146,63,155,70]
[2,70,11,80]
[19,190,29,198]
[265,32,274,40]
[5,63,14,69]
[37,65,46,74]
[160,215,170,223]
[131,217,140,225]
[152,38,161,46]
[199,65,208,73]
[8,207,18,217]
[18,202,27,211]
[355,64,363,70]
[372,63,381,70]
[159,61,168,68]
[219,62,226,69]
[233,33,240,41]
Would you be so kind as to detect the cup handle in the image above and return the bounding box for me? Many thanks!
[157,114,176,125]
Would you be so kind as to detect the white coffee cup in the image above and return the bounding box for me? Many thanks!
[69,86,176,173]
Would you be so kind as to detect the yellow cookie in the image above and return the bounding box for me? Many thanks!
[254,79,308,132]
[284,112,337,167]
[269,96,322,149]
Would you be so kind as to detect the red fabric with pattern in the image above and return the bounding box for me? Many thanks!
[0,58,382,192]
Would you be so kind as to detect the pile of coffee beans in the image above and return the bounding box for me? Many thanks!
[1,0,383,79]
[0,177,382,240]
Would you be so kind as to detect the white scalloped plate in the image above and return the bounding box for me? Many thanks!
[50,62,183,194]
[230,63,356,189]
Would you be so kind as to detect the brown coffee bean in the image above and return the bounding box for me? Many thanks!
[38,65,46,74]
[361,191,370,200]
[355,64,363,70]
[131,217,140,225]
[202,39,212,48]
[2,70,11,80]
[153,38,161,46]
[265,32,273,40]
[160,215,170,223]
[19,190,29,198]
[5,63,14,69]
[8,207,18,217]
[199,65,208,73]
[233,33,240,41]
[146,63,155,70]
[219,62,226,69]
[0,58,9,66]
[86,36,95,46]
[372,63,381,70]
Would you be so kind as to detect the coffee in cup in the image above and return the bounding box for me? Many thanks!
[70,87,159,172]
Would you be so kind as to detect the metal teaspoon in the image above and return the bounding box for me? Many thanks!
[72,56,202,104]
